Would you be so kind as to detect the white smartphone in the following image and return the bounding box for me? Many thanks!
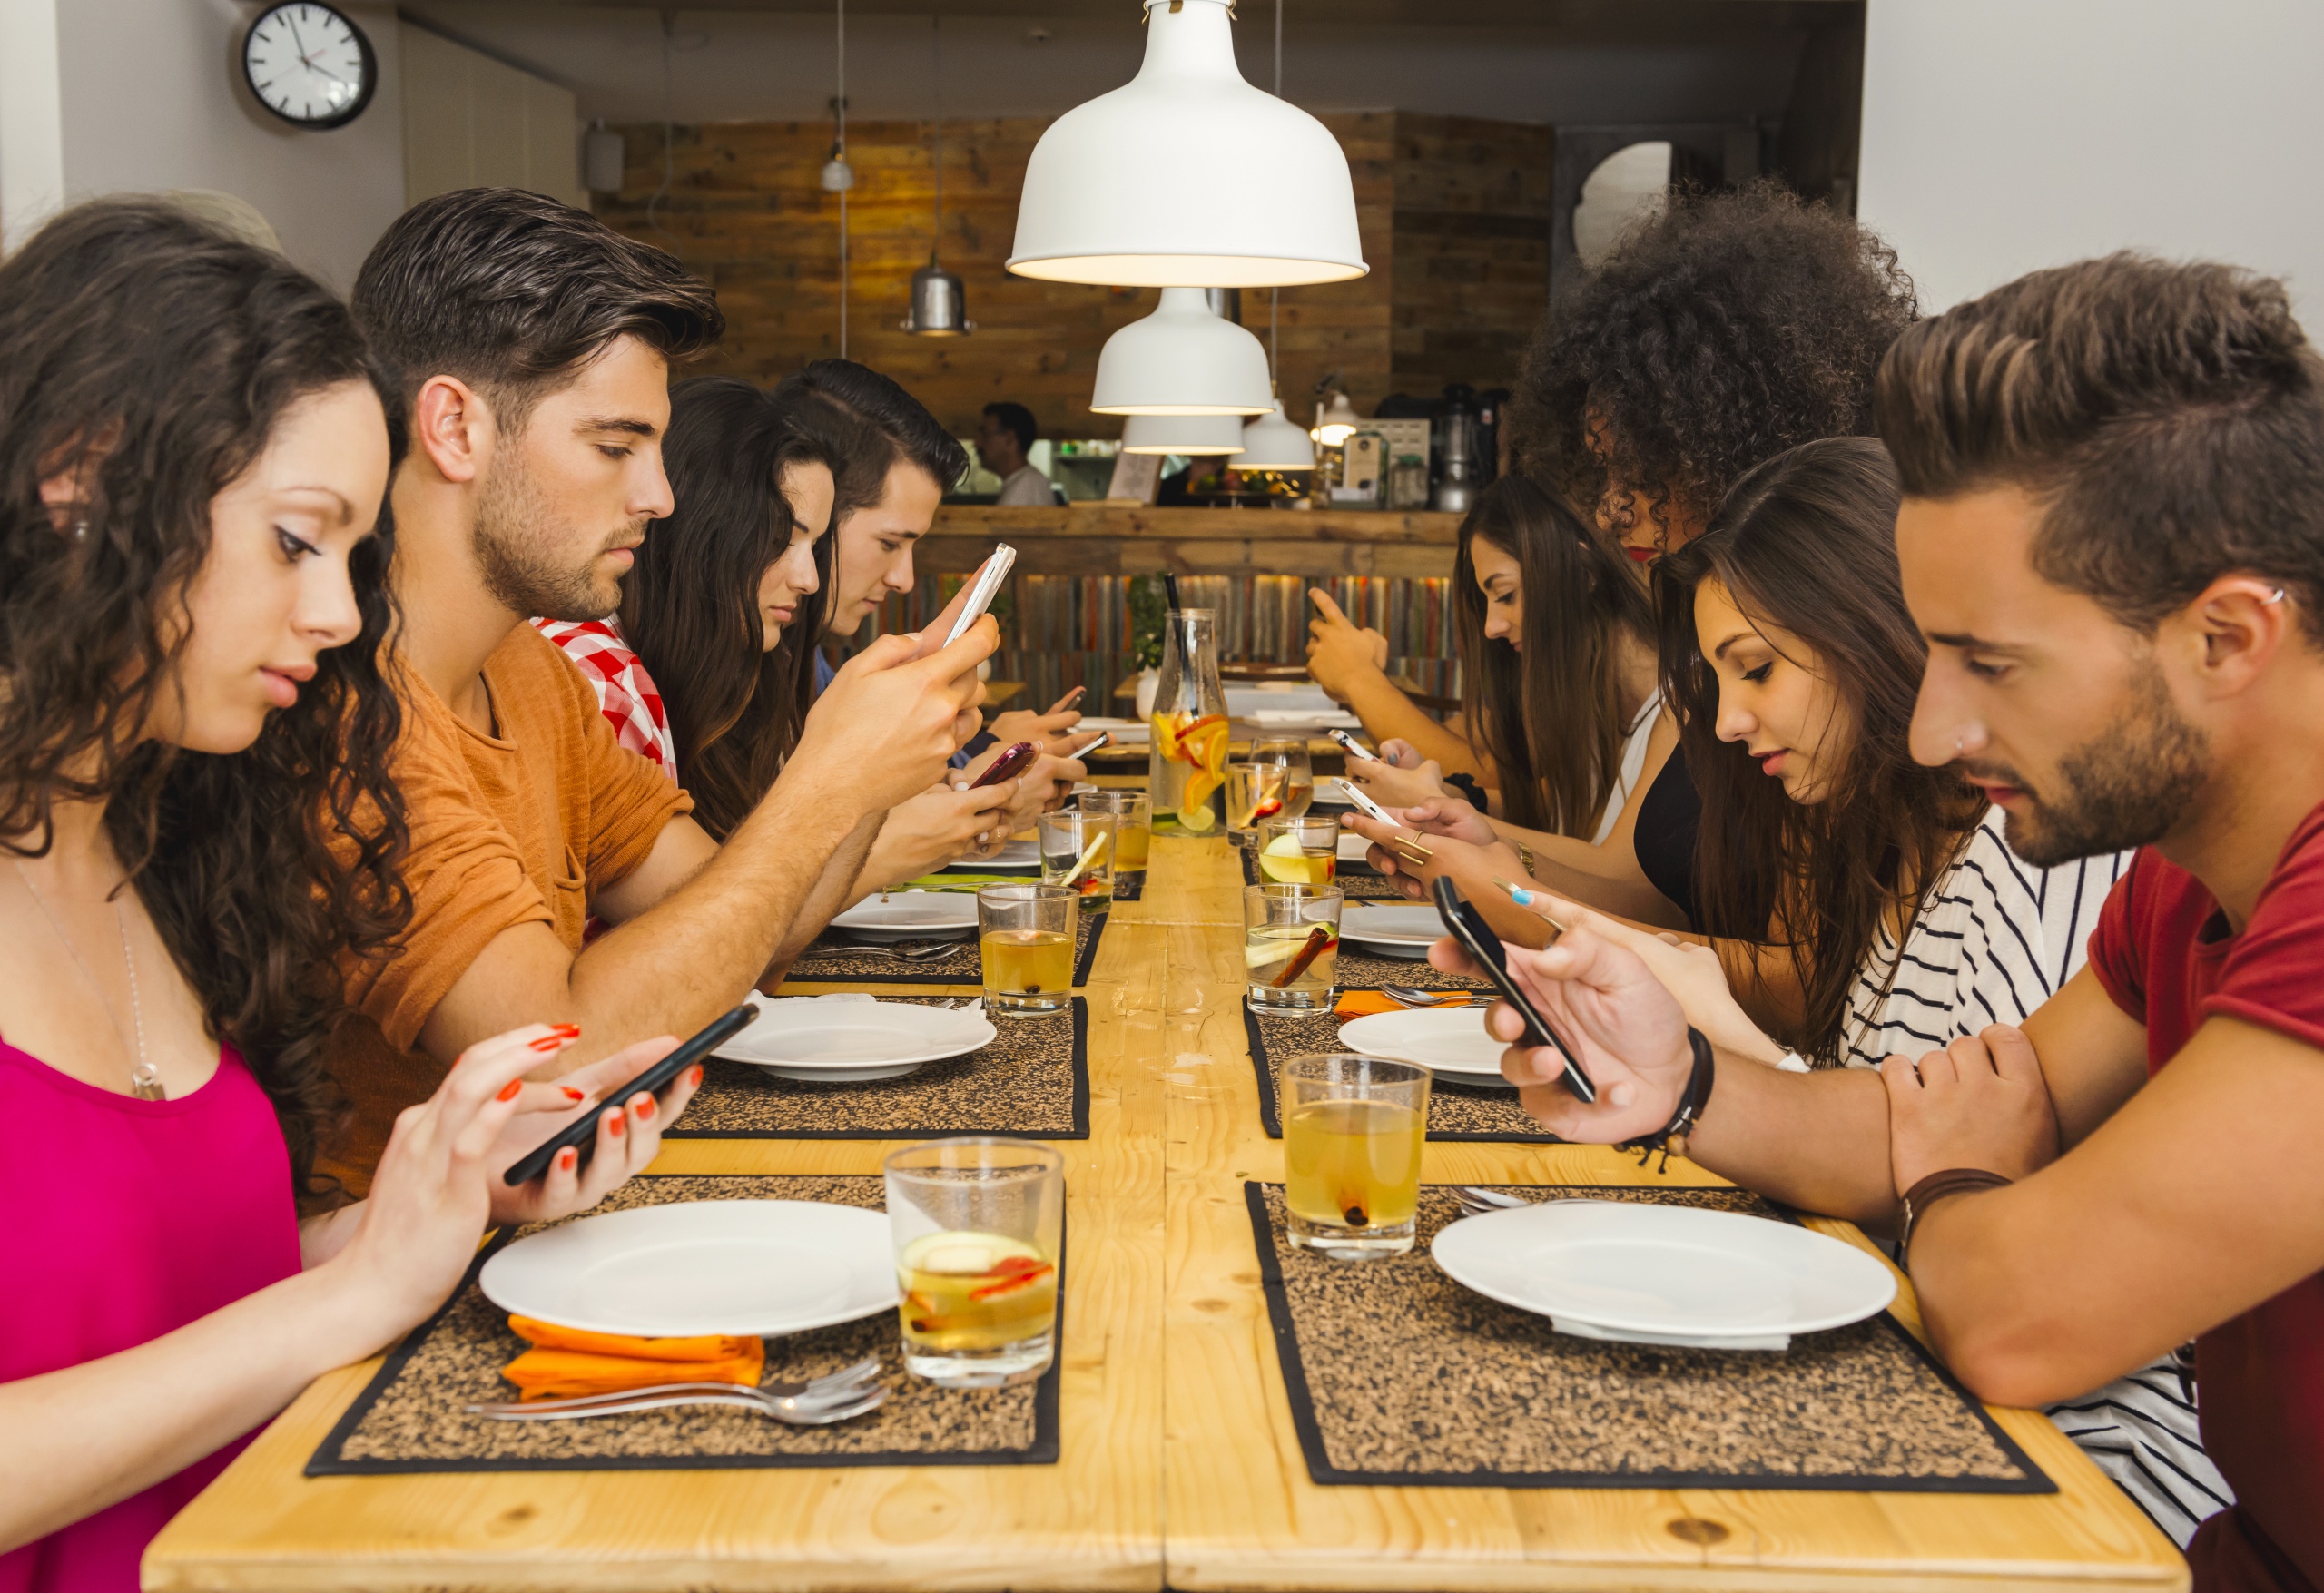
[1328,727,1381,762]
[943,543,1018,647]
[1342,780,1397,825]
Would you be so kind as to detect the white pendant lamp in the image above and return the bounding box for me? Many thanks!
[1090,288,1272,415]
[1008,0,1365,288]
[1237,400,1316,470]
[1314,391,1362,446]
[1121,414,1246,456]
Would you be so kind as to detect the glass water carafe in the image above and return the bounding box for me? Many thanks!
[1147,607,1229,834]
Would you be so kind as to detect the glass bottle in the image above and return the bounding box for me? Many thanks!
[1147,607,1229,836]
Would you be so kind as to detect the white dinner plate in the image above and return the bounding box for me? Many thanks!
[1336,903,1447,950]
[717,993,994,1081]
[1336,831,1374,861]
[479,1200,898,1338]
[946,838,1039,870]
[1431,1201,1896,1350]
[1077,715,1148,744]
[828,890,980,942]
[1338,1007,1512,1087]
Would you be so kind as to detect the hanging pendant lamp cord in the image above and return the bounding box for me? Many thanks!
[932,14,943,259]
[1268,0,1284,384]
[837,0,849,359]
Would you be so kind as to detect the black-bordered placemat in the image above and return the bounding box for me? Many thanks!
[789,907,1107,987]
[1243,1002,1551,1143]
[307,1174,1061,1475]
[1237,842,1408,902]
[665,997,1088,1141]
[1245,1182,2053,1493]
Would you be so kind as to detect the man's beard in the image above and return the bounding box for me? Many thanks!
[1983,656,2211,867]
[472,460,639,623]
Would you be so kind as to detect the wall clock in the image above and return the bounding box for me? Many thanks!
[241,3,378,131]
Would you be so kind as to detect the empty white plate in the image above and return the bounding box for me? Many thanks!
[1336,831,1374,861]
[828,890,979,942]
[718,993,995,1081]
[479,1200,897,1338]
[1337,903,1447,950]
[1431,1201,1896,1351]
[1339,1007,1512,1087]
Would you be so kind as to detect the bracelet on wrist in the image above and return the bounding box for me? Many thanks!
[1896,1167,2014,1271]
[1615,1027,1715,1173]
[1515,841,1537,880]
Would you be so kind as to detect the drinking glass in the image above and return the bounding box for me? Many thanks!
[1280,1053,1431,1258]
[1226,762,1289,841]
[977,882,1077,1017]
[1254,814,1338,887]
[1252,737,1315,819]
[1079,790,1151,877]
[884,1136,1065,1386]
[1244,882,1343,1012]
[1038,808,1117,911]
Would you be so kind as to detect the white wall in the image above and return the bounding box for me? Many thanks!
[0,0,66,251]
[400,23,582,211]
[43,0,407,289]
[1859,0,2324,320]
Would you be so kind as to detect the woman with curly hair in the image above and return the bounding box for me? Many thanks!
[1342,182,1919,939]
[0,201,696,1590]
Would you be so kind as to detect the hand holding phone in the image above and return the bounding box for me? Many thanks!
[1430,876,1596,1103]
[501,1006,757,1185]
[1073,730,1112,755]
[970,741,1039,789]
[1342,780,1397,826]
[913,544,1017,659]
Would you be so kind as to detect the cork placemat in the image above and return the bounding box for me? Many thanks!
[789,907,1107,987]
[665,997,1089,1141]
[1246,1182,2053,1493]
[1237,844,1409,902]
[1243,1002,1551,1143]
[307,1174,1060,1475]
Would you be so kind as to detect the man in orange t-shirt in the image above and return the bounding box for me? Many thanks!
[323,190,993,1189]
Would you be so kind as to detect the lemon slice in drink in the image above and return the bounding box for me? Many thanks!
[901,1230,1042,1277]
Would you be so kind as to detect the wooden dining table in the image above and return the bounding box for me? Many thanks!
[144,814,2188,1593]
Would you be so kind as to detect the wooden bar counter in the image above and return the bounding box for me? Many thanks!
[143,822,2186,1593]
[922,502,1463,582]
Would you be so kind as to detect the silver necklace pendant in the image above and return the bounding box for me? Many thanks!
[130,1060,169,1102]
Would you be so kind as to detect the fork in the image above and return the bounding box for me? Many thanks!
[800,939,965,964]
[1378,985,1480,1008]
[1450,1185,1604,1219]
[466,1357,886,1425]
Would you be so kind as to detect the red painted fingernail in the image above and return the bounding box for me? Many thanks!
[550,1023,581,1037]
[606,1110,625,1138]
[556,1146,578,1171]
[497,1079,523,1102]
[635,1095,656,1121]
[563,1086,586,1101]
[528,1036,569,1052]
[687,1065,704,1087]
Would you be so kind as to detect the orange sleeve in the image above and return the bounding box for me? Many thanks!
[338,714,556,1053]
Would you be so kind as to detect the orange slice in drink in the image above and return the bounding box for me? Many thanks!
[1180,770,1222,831]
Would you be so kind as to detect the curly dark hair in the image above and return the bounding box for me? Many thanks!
[0,200,410,1195]
[618,378,840,840]
[1511,182,1918,552]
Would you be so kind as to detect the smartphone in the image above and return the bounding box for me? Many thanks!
[1342,779,1397,826]
[1430,876,1597,1104]
[1074,730,1112,756]
[941,544,1019,649]
[1328,728,1380,762]
[970,740,1039,789]
[501,1005,758,1186]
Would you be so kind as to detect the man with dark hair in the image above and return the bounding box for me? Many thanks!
[327,192,995,1189]
[1476,253,2324,1588]
[976,400,1059,506]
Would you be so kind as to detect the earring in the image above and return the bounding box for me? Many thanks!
[72,520,89,542]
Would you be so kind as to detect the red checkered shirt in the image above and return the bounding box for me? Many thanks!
[532,618,679,777]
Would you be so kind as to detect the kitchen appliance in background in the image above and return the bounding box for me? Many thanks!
[1433,385,1479,514]
[1332,431,1386,507]
[1473,388,1508,488]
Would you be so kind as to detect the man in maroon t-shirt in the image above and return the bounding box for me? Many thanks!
[1453,256,2324,1592]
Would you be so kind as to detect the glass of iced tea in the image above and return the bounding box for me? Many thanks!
[1078,790,1151,879]
[1252,737,1315,820]
[1038,808,1116,911]
[1255,814,1338,887]
[1226,762,1289,841]
[977,882,1077,1017]
[1245,881,1343,1013]
[884,1136,1065,1387]
[1281,1053,1431,1258]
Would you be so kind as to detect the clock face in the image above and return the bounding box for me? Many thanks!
[242,3,376,130]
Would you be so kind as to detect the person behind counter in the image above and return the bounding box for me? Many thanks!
[975,400,1062,507]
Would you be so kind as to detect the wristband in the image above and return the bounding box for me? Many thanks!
[1616,1027,1715,1173]
[1515,841,1537,880]
[1445,771,1486,808]
[1896,1167,2014,1272]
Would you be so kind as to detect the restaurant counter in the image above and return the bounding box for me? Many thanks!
[922,503,1463,583]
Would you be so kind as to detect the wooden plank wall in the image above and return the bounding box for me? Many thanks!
[591,110,1547,438]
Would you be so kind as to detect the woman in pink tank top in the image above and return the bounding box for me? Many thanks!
[0,202,699,1593]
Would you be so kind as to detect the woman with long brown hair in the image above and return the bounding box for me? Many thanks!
[0,201,695,1590]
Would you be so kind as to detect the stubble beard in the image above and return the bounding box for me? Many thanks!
[1994,656,2211,868]
[472,458,637,624]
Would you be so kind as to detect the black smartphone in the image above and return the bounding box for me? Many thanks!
[1429,876,1597,1104]
[501,1005,757,1186]
[1328,728,1380,761]
[970,740,1039,789]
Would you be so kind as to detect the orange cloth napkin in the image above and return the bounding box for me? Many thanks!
[1333,990,1481,1018]
[502,1314,764,1401]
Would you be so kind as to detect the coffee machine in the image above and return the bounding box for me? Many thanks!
[1433,384,1479,514]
